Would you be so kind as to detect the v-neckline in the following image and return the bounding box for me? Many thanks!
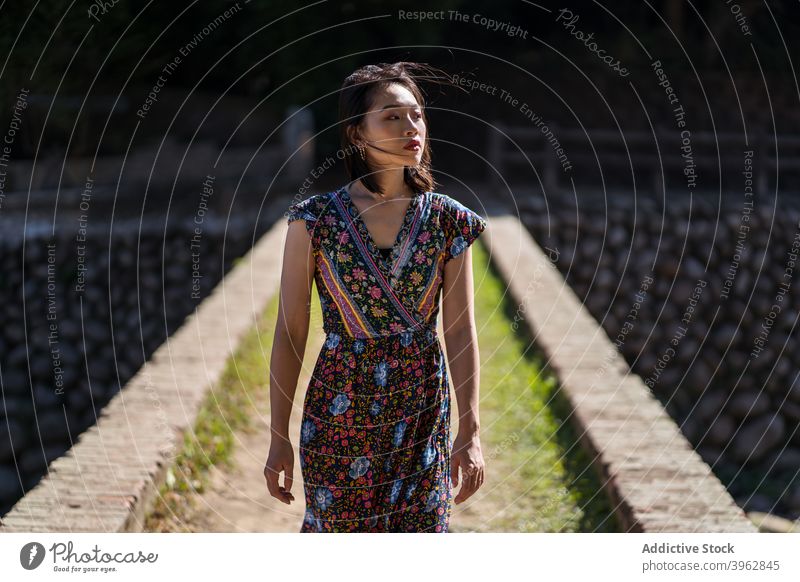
[340,184,422,273]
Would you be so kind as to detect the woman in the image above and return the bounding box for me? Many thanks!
[264,62,486,532]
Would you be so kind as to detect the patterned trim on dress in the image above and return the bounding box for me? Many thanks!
[316,245,378,338]
[416,255,443,320]
[389,192,427,278]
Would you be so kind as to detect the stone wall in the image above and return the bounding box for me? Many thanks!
[521,193,800,521]
[0,211,274,515]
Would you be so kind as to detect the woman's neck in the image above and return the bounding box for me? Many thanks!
[351,170,412,200]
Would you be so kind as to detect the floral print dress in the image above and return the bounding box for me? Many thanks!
[285,184,487,532]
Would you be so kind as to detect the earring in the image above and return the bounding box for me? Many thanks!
[357,143,366,160]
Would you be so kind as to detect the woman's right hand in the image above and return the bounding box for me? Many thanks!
[264,437,296,505]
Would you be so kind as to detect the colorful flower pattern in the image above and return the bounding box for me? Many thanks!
[287,185,486,532]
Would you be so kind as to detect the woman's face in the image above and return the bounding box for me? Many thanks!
[352,83,426,169]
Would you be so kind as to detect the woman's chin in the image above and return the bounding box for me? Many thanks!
[371,153,422,168]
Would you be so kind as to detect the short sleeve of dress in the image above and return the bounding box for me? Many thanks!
[442,196,488,263]
[286,196,319,244]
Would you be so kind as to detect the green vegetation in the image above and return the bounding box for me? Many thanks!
[470,241,620,532]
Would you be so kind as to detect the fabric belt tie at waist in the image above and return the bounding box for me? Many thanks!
[323,323,437,343]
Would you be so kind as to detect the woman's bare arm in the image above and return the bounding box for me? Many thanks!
[269,220,315,442]
[441,245,485,504]
[264,220,315,504]
[442,246,481,437]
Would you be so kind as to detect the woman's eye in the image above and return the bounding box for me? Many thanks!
[388,112,423,120]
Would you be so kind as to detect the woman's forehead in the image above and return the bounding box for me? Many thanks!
[369,83,420,109]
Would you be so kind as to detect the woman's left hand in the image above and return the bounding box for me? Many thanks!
[450,431,485,504]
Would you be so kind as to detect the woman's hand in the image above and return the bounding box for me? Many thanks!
[264,436,296,505]
[450,431,485,504]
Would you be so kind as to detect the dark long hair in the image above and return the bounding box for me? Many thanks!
[339,62,452,196]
